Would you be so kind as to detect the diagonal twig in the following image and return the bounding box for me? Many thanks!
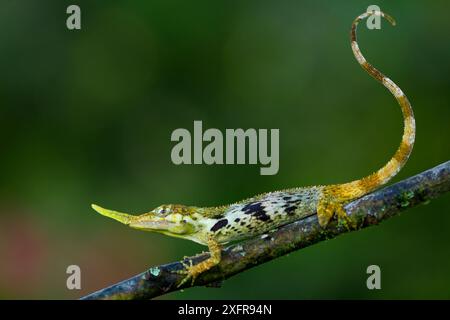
[81,160,450,300]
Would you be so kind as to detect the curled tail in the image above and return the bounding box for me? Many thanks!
[325,11,416,201]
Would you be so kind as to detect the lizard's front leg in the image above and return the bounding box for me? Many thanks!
[177,236,222,288]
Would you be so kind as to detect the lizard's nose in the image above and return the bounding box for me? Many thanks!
[91,204,135,225]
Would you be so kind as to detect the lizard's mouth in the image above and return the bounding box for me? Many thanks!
[91,204,175,231]
[128,218,173,231]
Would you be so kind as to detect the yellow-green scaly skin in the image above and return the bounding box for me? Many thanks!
[93,187,323,246]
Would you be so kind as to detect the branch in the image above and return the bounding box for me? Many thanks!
[81,160,450,300]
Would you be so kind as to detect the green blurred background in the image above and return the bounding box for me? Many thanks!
[0,0,449,299]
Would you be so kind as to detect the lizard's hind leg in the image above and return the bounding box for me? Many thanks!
[317,193,356,230]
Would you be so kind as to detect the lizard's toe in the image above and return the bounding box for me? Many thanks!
[176,260,200,288]
[317,197,356,230]
[317,199,334,227]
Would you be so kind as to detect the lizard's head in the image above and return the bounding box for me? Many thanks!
[91,203,203,238]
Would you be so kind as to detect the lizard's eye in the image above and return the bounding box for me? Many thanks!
[154,205,174,216]
[153,206,167,215]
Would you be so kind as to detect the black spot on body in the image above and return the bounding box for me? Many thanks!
[254,211,271,221]
[242,202,271,222]
[210,219,228,232]
[234,218,240,222]
[242,202,264,215]
[285,206,297,215]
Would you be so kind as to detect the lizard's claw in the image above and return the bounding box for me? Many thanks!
[335,203,357,230]
[176,259,198,288]
[317,198,357,230]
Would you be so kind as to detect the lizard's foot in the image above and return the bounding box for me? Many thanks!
[176,258,197,288]
[176,238,222,288]
[176,255,220,288]
[317,197,356,230]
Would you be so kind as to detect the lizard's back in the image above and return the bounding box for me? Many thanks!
[208,186,323,244]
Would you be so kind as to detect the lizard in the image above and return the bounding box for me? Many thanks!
[91,10,415,288]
